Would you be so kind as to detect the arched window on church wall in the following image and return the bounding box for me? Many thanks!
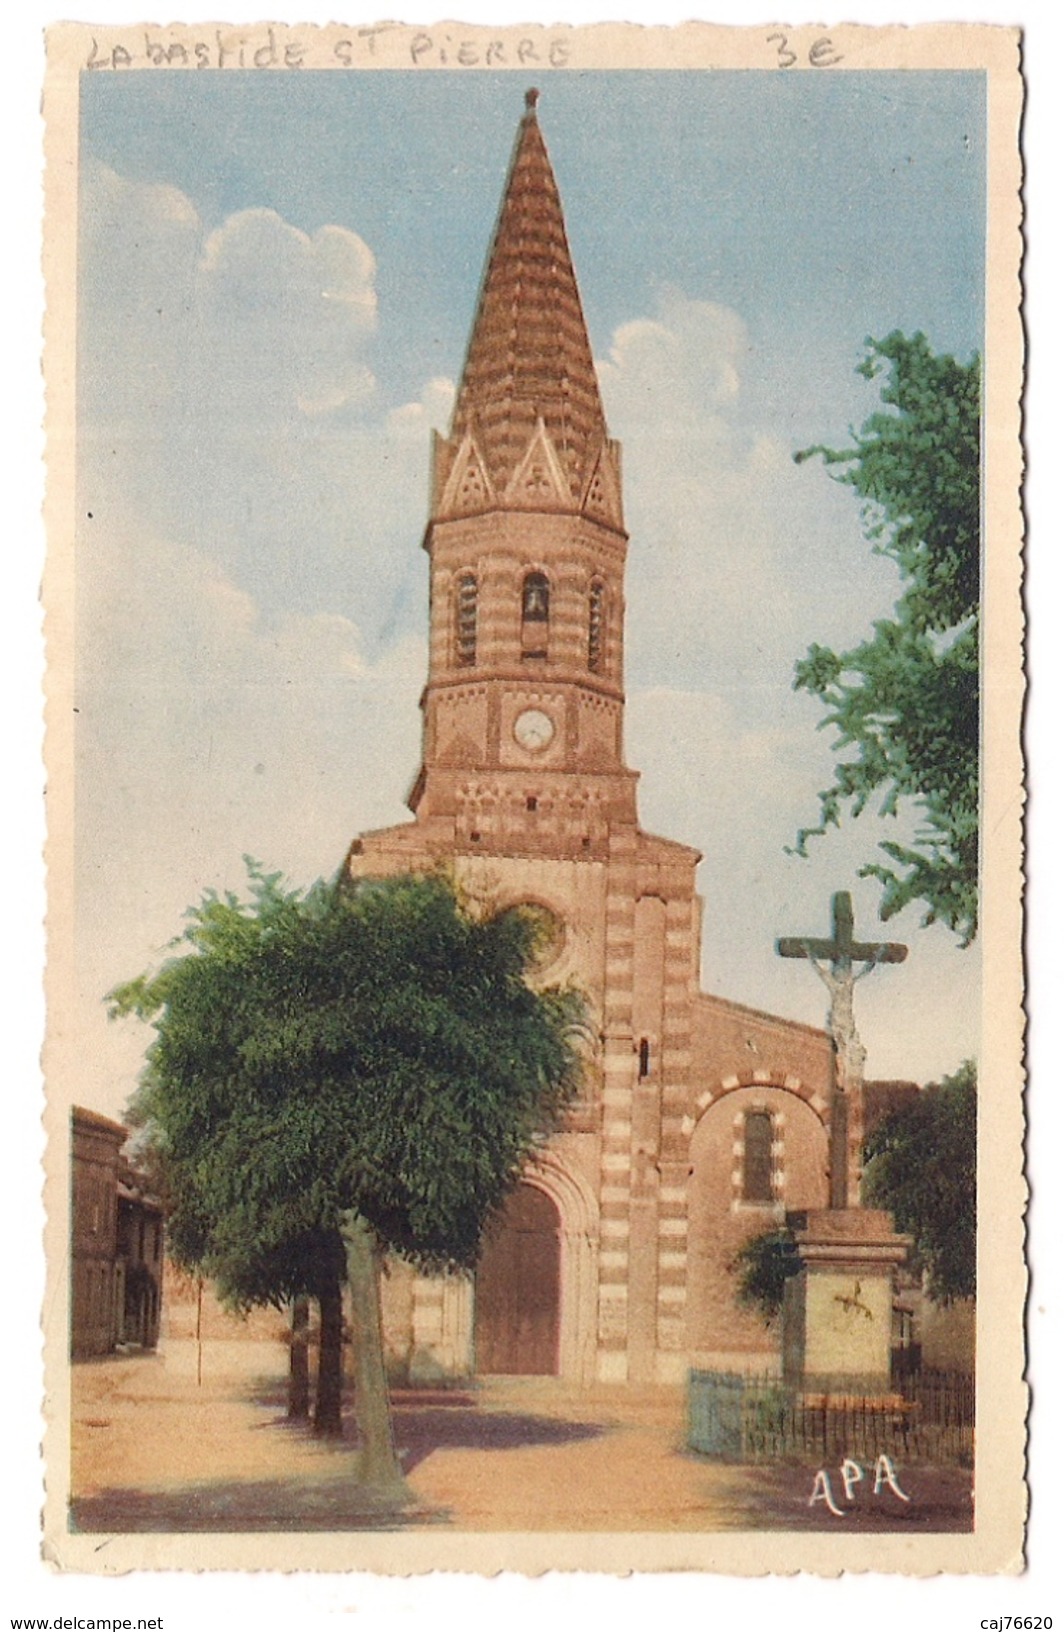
[588,579,605,672]
[455,573,478,666]
[686,1091,826,1356]
[742,1110,774,1204]
[521,570,550,659]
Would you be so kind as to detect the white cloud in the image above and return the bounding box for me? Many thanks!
[79,161,203,426]
[386,377,456,441]
[78,161,437,650]
[197,208,378,418]
[598,288,746,425]
[75,510,425,1119]
[596,289,903,705]
[82,168,380,429]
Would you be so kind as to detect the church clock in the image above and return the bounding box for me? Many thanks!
[513,708,556,752]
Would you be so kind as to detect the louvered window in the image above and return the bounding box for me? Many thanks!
[456,573,478,666]
[588,580,605,671]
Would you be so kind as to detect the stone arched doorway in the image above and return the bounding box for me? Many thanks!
[475,1182,562,1375]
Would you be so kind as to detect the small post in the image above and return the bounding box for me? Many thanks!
[195,1276,203,1388]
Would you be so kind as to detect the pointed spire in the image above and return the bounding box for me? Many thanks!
[447,91,609,505]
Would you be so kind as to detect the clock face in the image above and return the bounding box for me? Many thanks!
[513,707,555,752]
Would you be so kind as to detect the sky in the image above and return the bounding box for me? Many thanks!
[75,67,986,1121]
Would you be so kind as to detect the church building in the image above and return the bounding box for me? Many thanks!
[345,91,837,1387]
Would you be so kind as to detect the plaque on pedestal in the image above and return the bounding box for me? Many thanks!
[782,1208,912,1394]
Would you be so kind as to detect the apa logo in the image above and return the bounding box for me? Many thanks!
[808,1455,911,1516]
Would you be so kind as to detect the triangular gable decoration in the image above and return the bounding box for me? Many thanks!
[503,418,572,509]
[439,432,496,518]
[581,442,624,528]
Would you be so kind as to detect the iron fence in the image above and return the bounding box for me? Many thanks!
[688,1367,974,1465]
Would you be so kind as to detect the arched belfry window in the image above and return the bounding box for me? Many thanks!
[588,580,605,672]
[742,1110,774,1203]
[521,571,550,660]
[455,573,478,666]
[522,571,550,623]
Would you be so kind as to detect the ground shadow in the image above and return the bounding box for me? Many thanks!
[246,1383,608,1473]
[71,1393,609,1532]
[393,1401,606,1474]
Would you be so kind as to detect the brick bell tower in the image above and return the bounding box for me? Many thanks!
[347,90,806,1390]
[409,87,637,853]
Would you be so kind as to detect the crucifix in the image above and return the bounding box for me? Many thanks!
[777,891,907,1210]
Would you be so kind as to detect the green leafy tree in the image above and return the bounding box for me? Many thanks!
[793,331,981,943]
[111,866,584,1503]
[117,886,352,1434]
[862,1060,976,1303]
[732,1227,801,1324]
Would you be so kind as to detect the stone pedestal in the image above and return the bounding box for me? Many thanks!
[782,1209,911,1394]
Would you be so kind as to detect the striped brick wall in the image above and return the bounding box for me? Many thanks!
[596,830,639,1381]
[654,888,698,1371]
[628,891,666,1380]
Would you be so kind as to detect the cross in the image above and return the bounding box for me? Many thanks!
[777,891,907,1209]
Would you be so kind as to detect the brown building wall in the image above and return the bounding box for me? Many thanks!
[116,1189,164,1348]
[693,992,834,1099]
[71,1108,165,1359]
[71,1110,126,1358]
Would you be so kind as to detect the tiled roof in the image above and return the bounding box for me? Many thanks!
[72,1105,128,1141]
[449,90,607,501]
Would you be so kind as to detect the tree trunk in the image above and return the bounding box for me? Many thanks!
[288,1295,310,1420]
[313,1273,344,1438]
[341,1211,411,1504]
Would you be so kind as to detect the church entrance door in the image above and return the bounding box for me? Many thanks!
[475,1182,561,1375]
